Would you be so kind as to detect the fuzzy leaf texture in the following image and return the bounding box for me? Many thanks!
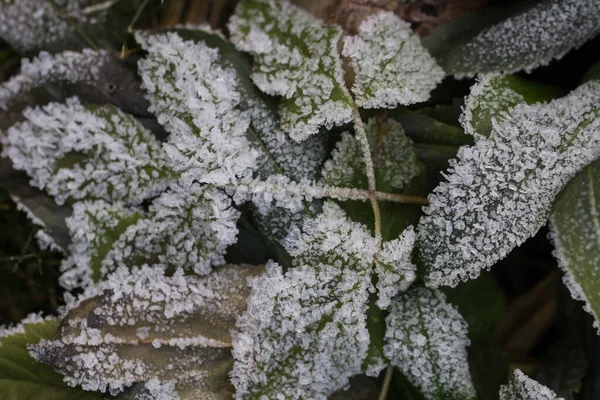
[418,80,600,287]
[441,0,600,77]
[342,11,444,108]
[31,264,264,399]
[384,287,476,400]
[499,370,564,400]
[0,314,103,399]
[228,0,352,141]
[1,98,174,206]
[550,159,600,334]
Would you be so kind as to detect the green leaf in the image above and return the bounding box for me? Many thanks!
[342,11,444,108]
[2,98,175,205]
[549,159,600,333]
[229,0,352,141]
[32,264,263,398]
[417,80,600,287]
[388,107,472,146]
[384,286,477,400]
[461,74,561,138]
[0,316,104,399]
[499,369,562,400]
[439,0,600,77]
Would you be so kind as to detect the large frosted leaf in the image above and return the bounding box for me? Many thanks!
[550,159,600,334]
[31,264,263,399]
[418,80,600,287]
[384,287,476,400]
[342,11,444,108]
[0,314,103,399]
[229,0,352,141]
[60,183,240,289]
[499,369,563,400]
[441,0,600,77]
[1,98,175,205]
[231,202,380,399]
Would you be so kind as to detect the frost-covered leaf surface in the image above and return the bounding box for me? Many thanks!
[549,159,600,334]
[342,11,444,109]
[229,0,352,141]
[231,203,381,399]
[499,369,563,400]
[0,314,103,399]
[322,118,419,192]
[31,264,264,399]
[0,0,107,52]
[60,183,240,289]
[418,80,600,287]
[2,97,174,206]
[441,0,600,77]
[384,287,476,400]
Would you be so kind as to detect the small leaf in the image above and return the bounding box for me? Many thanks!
[384,286,477,400]
[0,314,103,399]
[342,11,444,108]
[549,159,600,334]
[418,80,600,287]
[229,0,352,141]
[499,370,563,400]
[2,98,175,205]
[440,0,600,77]
[31,264,263,398]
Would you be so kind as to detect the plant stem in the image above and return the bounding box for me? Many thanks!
[378,364,394,400]
[128,0,153,32]
[0,252,51,264]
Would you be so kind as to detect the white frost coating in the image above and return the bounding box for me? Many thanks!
[136,31,259,186]
[0,0,107,52]
[0,49,108,110]
[445,0,600,77]
[375,227,417,309]
[0,312,54,341]
[418,80,600,287]
[499,369,564,400]
[35,230,64,253]
[2,97,174,206]
[384,287,476,400]
[231,203,378,399]
[460,74,527,138]
[343,11,444,108]
[229,0,352,141]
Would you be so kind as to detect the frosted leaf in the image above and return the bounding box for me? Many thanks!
[136,31,260,186]
[0,0,107,52]
[384,287,476,400]
[31,264,264,398]
[322,117,419,192]
[442,0,600,77]
[2,97,174,205]
[0,49,108,111]
[499,369,564,400]
[342,11,444,108]
[231,202,379,399]
[418,80,600,287]
[229,0,353,141]
[59,200,143,290]
[549,160,600,334]
[375,227,417,309]
[461,74,557,138]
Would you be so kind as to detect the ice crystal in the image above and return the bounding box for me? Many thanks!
[231,202,380,399]
[418,80,600,287]
[499,369,563,400]
[384,287,476,400]
[443,0,600,77]
[322,118,419,192]
[342,11,444,108]
[31,264,263,398]
[2,97,174,205]
[229,0,353,141]
[0,49,108,111]
[0,0,107,52]
[136,31,259,186]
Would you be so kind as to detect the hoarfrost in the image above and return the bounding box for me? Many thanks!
[499,369,563,400]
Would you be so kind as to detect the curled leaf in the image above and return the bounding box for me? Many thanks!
[500,369,563,400]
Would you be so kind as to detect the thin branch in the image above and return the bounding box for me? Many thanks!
[0,252,52,264]
[378,364,394,400]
